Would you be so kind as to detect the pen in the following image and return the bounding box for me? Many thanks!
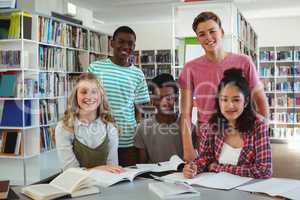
[189,161,197,177]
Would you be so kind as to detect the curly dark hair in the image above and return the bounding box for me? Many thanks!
[209,68,256,133]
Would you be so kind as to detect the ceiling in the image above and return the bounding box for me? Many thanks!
[69,0,300,24]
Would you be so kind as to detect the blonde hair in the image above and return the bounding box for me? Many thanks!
[62,73,115,132]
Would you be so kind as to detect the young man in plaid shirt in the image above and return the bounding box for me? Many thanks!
[183,68,272,179]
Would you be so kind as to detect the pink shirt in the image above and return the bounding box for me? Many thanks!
[178,53,261,123]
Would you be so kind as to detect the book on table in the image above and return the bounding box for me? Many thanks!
[236,177,300,200]
[148,181,200,199]
[0,180,10,199]
[22,168,100,200]
[135,155,184,172]
[159,172,253,190]
[89,167,150,188]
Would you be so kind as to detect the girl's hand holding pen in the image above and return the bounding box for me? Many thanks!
[183,161,197,179]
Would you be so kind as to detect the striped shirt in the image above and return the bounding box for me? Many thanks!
[88,58,150,147]
[195,118,272,178]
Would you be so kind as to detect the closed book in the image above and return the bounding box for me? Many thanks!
[0,180,10,199]
[0,72,17,97]
[148,182,200,199]
[3,131,19,154]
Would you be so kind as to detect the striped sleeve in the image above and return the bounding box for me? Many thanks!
[134,73,150,104]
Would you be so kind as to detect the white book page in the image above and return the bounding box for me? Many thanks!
[148,182,200,199]
[192,172,253,190]
[136,164,159,171]
[237,178,300,197]
[22,184,66,200]
[162,172,252,190]
[89,170,125,187]
[50,168,89,193]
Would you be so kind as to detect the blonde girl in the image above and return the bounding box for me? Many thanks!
[55,73,123,173]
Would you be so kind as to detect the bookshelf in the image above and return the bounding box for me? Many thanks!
[133,49,178,119]
[259,46,300,143]
[0,10,111,185]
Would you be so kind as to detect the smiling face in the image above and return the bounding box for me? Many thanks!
[153,86,176,114]
[76,80,100,116]
[111,32,135,66]
[195,19,224,53]
[219,84,246,125]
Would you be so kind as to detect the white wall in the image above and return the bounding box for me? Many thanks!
[249,16,300,47]
[94,21,173,50]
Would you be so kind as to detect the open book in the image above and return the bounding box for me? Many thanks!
[149,182,200,199]
[89,168,150,188]
[22,168,100,200]
[136,155,184,172]
[160,172,253,190]
[236,178,300,200]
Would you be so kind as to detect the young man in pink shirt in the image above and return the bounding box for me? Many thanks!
[178,11,269,162]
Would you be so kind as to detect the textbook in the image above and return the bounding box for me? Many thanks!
[90,168,150,188]
[160,172,253,190]
[236,178,300,200]
[148,182,200,199]
[136,155,184,172]
[0,180,10,199]
[22,168,100,200]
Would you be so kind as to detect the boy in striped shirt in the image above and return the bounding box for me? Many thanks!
[88,26,150,166]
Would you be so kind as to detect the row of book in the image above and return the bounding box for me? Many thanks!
[0,50,20,68]
[269,127,300,139]
[142,67,155,78]
[259,66,300,76]
[40,126,55,152]
[39,45,66,71]
[270,112,300,123]
[38,16,88,49]
[89,31,109,53]
[275,94,300,107]
[237,13,257,51]
[0,11,32,40]
[39,72,66,97]
[39,99,59,125]
[157,67,171,75]
[66,50,88,72]
[260,50,300,61]
[276,81,300,91]
[0,130,22,155]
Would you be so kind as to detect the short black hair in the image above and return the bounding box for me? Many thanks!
[151,73,178,95]
[112,26,136,40]
[209,68,256,133]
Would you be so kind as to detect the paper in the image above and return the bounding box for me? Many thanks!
[236,178,300,200]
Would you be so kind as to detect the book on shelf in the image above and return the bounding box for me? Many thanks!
[22,168,100,200]
[136,155,184,172]
[89,167,150,188]
[0,129,22,155]
[0,180,10,199]
[236,177,300,200]
[0,71,17,97]
[148,181,200,199]
[159,172,253,190]
[0,100,32,127]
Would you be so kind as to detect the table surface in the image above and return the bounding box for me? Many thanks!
[13,178,279,200]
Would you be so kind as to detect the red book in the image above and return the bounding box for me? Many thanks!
[0,180,10,199]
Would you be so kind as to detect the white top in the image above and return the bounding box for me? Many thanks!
[55,117,119,170]
[218,143,242,165]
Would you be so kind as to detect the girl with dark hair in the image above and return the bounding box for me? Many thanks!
[183,68,272,179]
[178,11,269,162]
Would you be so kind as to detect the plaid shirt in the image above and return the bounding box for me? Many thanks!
[195,118,272,178]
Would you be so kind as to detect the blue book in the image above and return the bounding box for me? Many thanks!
[0,73,17,97]
[0,100,31,127]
